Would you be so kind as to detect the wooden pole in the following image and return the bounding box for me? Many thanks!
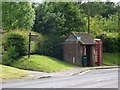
[88,0,90,34]
[28,32,31,58]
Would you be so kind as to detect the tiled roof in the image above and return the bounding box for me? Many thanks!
[64,32,96,45]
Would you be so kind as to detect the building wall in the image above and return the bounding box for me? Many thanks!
[90,46,95,66]
[75,43,83,65]
[63,42,83,65]
[63,43,76,64]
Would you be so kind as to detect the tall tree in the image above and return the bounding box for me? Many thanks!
[89,13,118,36]
[33,2,86,36]
[104,13,119,32]
[33,2,65,35]
[2,2,35,31]
[80,2,118,18]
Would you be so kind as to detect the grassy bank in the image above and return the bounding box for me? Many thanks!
[0,64,28,80]
[103,53,119,66]
[11,55,75,72]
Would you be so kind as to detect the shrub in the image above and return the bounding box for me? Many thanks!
[5,33,27,56]
[2,46,19,65]
[96,33,119,53]
[3,29,41,55]
[36,34,65,60]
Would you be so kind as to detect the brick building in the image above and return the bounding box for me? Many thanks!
[63,32,102,66]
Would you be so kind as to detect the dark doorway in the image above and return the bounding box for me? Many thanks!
[86,45,91,66]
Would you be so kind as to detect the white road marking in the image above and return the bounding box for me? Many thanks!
[78,70,91,75]
[96,79,103,82]
[69,73,74,76]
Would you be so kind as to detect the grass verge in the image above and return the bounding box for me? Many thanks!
[103,53,119,66]
[11,55,75,72]
[0,64,28,80]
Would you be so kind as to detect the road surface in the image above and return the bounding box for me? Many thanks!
[2,68,119,88]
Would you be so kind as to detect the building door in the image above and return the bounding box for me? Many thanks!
[86,45,91,66]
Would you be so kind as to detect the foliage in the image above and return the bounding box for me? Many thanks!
[36,34,65,60]
[90,14,118,36]
[96,33,119,53]
[2,30,45,65]
[0,64,28,80]
[2,2,35,31]
[3,29,41,55]
[89,15,106,35]
[5,33,27,56]
[104,13,119,32]
[11,55,75,72]
[33,2,86,36]
[80,2,118,18]
[33,4,65,35]
[2,46,19,65]
[32,2,87,59]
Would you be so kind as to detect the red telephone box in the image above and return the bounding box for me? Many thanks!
[94,39,102,66]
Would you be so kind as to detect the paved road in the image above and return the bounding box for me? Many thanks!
[2,68,118,88]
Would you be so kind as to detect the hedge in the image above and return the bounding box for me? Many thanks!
[2,29,44,65]
[96,33,119,53]
[3,29,42,54]
[6,33,27,56]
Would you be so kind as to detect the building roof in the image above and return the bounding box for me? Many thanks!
[63,32,96,45]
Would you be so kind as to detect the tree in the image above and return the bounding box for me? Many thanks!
[104,13,119,32]
[33,2,86,36]
[90,15,106,35]
[88,13,118,36]
[33,3,65,35]
[2,2,35,31]
[80,2,118,18]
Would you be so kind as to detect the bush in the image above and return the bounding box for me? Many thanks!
[36,34,65,60]
[3,29,41,55]
[96,33,119,53]
[2,46,19,65]
[5,33,27,56]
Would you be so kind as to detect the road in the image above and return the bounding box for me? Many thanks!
[2,68,118,88]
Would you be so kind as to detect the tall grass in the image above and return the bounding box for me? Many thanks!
[103,53,119,66]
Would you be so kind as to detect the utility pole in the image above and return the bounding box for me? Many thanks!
[118,2,120,34]
[88,0,90,34]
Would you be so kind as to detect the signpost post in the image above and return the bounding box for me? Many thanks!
[28,32,38,58]
[28,32,31,58]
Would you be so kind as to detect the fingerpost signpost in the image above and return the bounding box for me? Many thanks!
[28,32,39,58]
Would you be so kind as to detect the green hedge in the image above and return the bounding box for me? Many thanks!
[2,30,42,65]
[6,33,27,56]
[3,29,65,61]
[96,34,119,53]
[3,30,41,54]
[2,46,19,65]
[2,33,27,65]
